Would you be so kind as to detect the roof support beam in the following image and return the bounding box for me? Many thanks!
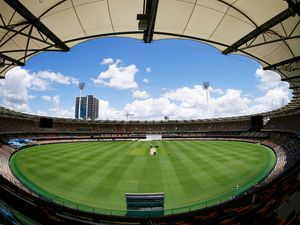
[239,35,300,51]
[0,53,24,66]
[143,0,159,43]
[0,25,54,46]
[222,8,295,55]
[290,85,300,89]
[263,55,300,70]
[282,74,300,81]
[287,0,300,16]
[3,0,69,51]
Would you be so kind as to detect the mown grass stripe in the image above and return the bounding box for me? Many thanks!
[55,142,130,189]
[10,140,276,214]
[166,141,205,199]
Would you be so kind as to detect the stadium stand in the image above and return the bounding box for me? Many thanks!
[0,107,299,224]
[263,112,300,133]
[0,145,33,194]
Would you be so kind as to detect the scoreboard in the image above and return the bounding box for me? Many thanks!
[126,193,164,217]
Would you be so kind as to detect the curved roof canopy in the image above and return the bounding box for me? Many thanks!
[0,0,299,113]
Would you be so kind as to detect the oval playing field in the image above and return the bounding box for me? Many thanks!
[10,140,276,215]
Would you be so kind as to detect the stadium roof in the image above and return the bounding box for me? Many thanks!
[0,0,299,113]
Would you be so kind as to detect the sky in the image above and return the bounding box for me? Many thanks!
[0,38,291,120]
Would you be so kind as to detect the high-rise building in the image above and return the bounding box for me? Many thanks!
[75,95,99,119]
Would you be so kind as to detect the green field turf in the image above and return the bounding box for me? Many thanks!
[10,140,276,215]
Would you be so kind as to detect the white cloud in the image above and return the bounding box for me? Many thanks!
[98,99,124,120]
[93,60,138,90]
[143,78,150,83]
[101,58,114,65]
[42,95,52,101]
[164,85,206,108]
[123,71,290,120]
[49,108,73,118]
[34,71,79,87]
[46,95,74,118]
[132,90,149,99]
[209,89,251,117]
[255,67,288,91]
[0,65,292,121]
[52,95,60,105]
[252,67,291,113]
[36,110,48,116]
[28,95,36,100]
[146,67,152,73]
[253,87,289,112]
[211,88,224,95]
[42,95,61,107]
[0,67,78,114]
[162,86,251,119]
[125,98,177,120]
[0,67,34,112]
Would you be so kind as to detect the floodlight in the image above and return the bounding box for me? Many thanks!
[203,82,210,117]
[203,82,209,90]
[77,82,85,119]
[79,82,85,90]
[137,14,149,31]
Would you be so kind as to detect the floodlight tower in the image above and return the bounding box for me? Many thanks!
[203,82,210,116]
[78,82,85,119]
[125,112,134,121]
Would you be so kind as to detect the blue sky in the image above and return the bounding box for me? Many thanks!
[0,38,291,120]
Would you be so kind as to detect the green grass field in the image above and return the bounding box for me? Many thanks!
[10,140,276,215]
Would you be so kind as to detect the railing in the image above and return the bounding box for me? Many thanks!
[36,179,255,217]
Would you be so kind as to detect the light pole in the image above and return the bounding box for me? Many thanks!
[203,82,209,117]
[125,112,134,121]
[78,82,85,119]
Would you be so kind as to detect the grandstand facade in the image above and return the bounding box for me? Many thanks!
[0,107,299,224]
